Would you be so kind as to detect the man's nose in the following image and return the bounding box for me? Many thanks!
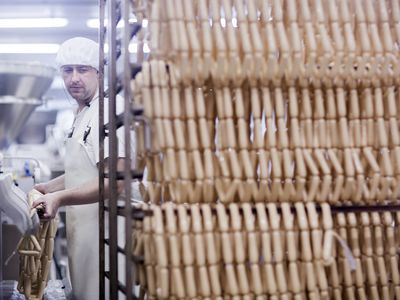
[71,69,80,82]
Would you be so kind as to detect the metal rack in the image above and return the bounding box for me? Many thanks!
[99,0,147,299]
[98,1,400,299]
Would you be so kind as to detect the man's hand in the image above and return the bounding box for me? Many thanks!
[32,193,61,219]
[33,183,48,194]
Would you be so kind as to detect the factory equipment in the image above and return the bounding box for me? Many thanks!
[0,59,55,218]
[0,172,39,235]
[0,61,55,149]
[0,60,55,231]
[0,61,55,298]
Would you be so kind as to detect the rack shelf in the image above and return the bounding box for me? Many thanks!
[99,0,146,299]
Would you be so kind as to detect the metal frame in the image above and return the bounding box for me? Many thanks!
[98,0,106,298]
[106,0,119,298]
[99,0,144,298]
[129,203,400,221]
[122,0,134,298]
[0,212,3,282]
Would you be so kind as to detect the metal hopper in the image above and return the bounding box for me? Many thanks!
[0,61,56,149]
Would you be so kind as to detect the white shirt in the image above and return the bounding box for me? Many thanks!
[69,93,133,165]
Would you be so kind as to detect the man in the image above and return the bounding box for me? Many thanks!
[32,37,126,300]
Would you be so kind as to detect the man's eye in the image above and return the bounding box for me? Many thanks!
[78,67,90,73]
[63,68,73,73]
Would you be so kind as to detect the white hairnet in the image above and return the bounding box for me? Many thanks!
[56,37,99,70]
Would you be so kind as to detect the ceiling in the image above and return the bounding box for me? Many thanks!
[0,0,99,107]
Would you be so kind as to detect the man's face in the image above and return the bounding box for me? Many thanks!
[61,65,98,103]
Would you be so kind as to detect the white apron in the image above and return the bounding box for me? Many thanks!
[64,103,99,300]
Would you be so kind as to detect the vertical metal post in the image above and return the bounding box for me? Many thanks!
[0,212,3,282]
[107,0,119,298]
[98,0,106,298]
[123,0,133,298]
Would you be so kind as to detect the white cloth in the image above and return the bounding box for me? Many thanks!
[64,95,127,300]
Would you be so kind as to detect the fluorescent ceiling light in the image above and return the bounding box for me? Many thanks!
[0,18,68,28]
[104,43,150,54]
[86,17,141,29]
[0,43,60,54]
[86,18,103,28]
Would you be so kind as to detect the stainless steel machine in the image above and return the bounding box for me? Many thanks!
[0,61,55,295]
[0,61,56,149]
